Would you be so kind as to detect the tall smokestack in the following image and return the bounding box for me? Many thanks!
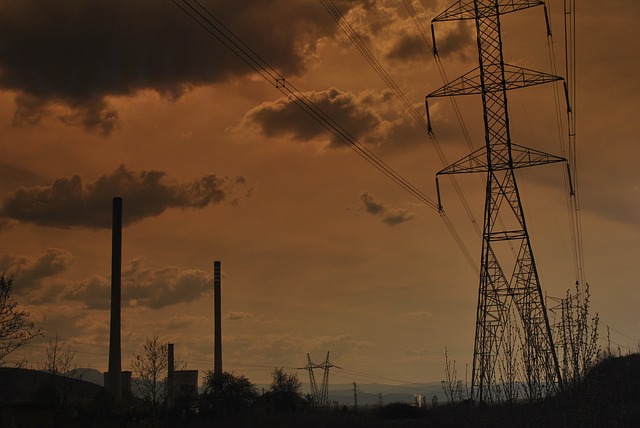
[107,197,122,399]
[213,260,222,394]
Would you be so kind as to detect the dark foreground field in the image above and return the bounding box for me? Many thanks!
[184,353,640,428]
[2,354,638,427]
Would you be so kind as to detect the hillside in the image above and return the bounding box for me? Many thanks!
[428,353,640,428]
[0,367,104,404]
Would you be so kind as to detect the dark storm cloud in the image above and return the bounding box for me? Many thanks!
[244,87,401,147]
[361,192,386,215]
[381,210,414,226]
[386,34,430,62]
[124,259,213,309]
[360,192,414,226]
[0,165,245,229]
[0,163,43,192]
[0,248,74,291]
[59,258,213,310]
[435,21,475,60]
[0,0,350,134]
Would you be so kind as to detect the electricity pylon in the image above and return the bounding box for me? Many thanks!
[300,352,339,406]
[426,0,566,402]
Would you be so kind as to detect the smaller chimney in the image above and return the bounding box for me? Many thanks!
[213,261,222,394]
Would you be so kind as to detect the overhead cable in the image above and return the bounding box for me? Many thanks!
[321,0,482,237]
[174,0,439,212]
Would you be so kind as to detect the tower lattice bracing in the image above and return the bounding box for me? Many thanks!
[427,0,565,402]
[300,352,338,407]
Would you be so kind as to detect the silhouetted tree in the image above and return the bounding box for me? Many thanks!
[267,367,305,412]
[43,333,80,376]
[442,347,466,403]
[555,282,600,386]
[130,336,168,409]
[270,367,302,395]
[0,275,39,363]
[41,334,84,428]
[201,371,258,415]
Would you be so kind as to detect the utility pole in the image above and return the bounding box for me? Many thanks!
[353,382,358,409]
[427,0,565,402]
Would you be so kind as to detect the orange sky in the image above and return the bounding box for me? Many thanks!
[1,0,639,386]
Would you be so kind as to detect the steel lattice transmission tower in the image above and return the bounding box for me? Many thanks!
[426,0,567,402]
[300,352,339,407]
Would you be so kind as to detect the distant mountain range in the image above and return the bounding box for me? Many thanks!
[68,368,449,407]
[69,367,105,386]
[251,382,447,406]
[327,382,445,406]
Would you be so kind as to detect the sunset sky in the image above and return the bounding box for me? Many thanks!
[1,0,638,387]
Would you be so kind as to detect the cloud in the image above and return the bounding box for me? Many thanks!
[242,87,403,147]
[325,0,470,65]
[309,334,372,357]
[163,315,209,330]
[360,193,386,215]
[226,334,305,365]
[0,248,74,291]
[404,349,431,357]
[57,258,214,310]
[385,33,431,62]
[125,260,214,309]
[433,21,475,60]
[0,165,246,229]
[55,275,110,310]
[0,163,44,193]
[35,304,108,339]
[226,311,251,321]
[360,192,414,226]
[0,0,353,134]
[331,0,472,64]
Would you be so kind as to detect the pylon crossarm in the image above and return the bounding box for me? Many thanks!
[433,0,544,23]
[432,0,475,22]
[437,146,488,175]
[427,65,562,100]
[503,65,563,90]
[436,143,564,177]
[428,67,482,97]
[511,144,566,169]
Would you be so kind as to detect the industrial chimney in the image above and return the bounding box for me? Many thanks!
[107,197,122,399]
[213,260,222,394]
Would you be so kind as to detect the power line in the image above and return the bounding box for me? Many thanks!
[174,0,483,273]
[319,0,480,271]
[173,0,439,212]
[320,0,482,230]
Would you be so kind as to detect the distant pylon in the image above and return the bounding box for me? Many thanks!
[426,0,565,402]
[299,352,339,406]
